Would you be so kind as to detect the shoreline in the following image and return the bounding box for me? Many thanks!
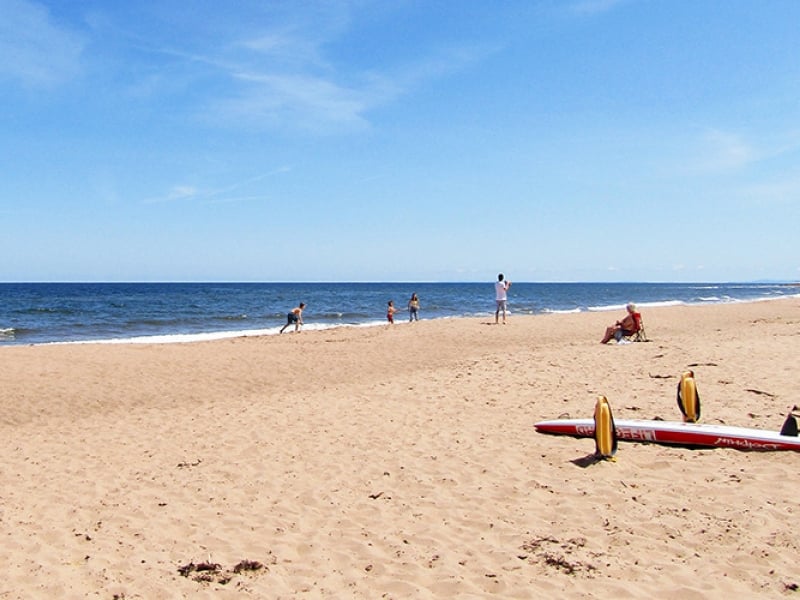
[2,281,799,347]
[3,291,799,348]
[2,298,800,596]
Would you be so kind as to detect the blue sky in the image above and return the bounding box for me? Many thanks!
[1,0,799,282]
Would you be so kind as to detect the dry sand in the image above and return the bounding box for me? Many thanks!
[1,298,799,598]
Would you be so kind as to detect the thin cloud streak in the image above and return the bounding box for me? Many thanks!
[143,185,199,205]
[143,168,291,205]
[203,167,292,200]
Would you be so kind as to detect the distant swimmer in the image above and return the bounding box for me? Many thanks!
[280,302,306,333]
[495,273,511,324]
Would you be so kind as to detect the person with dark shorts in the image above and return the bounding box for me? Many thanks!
[280,302,306,333]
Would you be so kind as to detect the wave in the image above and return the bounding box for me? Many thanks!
[586,300,687,312]
[14,307,77,316]
[46,315,457,345]
[541,308,582,315]
[51,320,392,345]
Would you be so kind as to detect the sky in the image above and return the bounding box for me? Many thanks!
[1,0,799,283]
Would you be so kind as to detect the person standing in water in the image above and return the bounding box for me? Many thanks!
[495,273,511,324]
[407,293,420,322]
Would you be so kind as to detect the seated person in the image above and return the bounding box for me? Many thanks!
[600,303,641,344]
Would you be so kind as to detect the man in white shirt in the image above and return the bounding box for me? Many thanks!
[495,273,511,324]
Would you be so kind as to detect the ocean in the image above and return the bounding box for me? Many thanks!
[1,282,797,346]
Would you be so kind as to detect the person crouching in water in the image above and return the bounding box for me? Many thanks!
[280,302,305,333]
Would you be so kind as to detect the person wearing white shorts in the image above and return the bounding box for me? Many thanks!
[494,273,511,324]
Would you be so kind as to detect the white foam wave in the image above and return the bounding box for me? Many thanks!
[542,308,582,315]
[64,327,280,345]
[587,299,686,312]
[50,320,392,345]
[634,300,686,309]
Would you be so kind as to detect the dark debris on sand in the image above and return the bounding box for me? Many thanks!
[177,558,267,585]
[519,536,599,576]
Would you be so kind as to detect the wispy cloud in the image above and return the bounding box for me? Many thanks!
[120,4,492,134]
[0,0,85,86]
[143,168,291,205]
[143,185,199,205]
[681,126,800,176]
[208,167,291,197]
[74,3,493,133]
[213,38,493,133]
[702,130,756,170]
[238,30,329,72]
[216,71,371,132]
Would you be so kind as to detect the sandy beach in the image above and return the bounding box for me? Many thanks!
[1,298,799,599]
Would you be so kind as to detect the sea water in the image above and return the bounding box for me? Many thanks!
[0,282,796,345]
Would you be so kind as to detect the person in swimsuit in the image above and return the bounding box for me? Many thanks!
[407,293,420,321]
[280,302,305,333]
[600,303,640,344]
[387,300,399,324]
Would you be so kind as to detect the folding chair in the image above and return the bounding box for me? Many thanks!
[624,312,648,342]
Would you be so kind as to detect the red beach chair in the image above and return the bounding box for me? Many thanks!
[623,312,648,342]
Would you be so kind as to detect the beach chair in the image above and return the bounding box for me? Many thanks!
[623,312,648,342]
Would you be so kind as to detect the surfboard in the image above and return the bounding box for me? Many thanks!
[534,417,800,452]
